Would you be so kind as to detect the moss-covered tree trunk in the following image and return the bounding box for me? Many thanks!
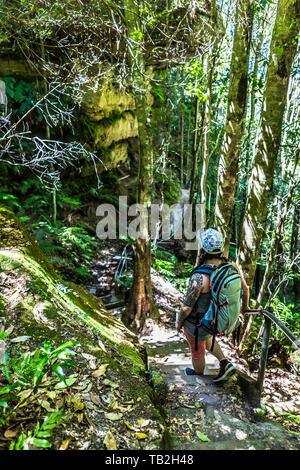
[198,50,216,229]
[214,0,254,255]
[238,5,267,248]
[237,0,300,289]
[291,200,300,300]
[189,95,200,207]
[122,0,153,331]
[238,150,299,351]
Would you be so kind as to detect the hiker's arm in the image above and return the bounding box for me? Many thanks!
[176,304,193,331]
[240,276,249,314]
[232,262,250,313]
[176,273,204,331]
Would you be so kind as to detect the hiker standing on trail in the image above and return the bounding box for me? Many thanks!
[175,228,249,382]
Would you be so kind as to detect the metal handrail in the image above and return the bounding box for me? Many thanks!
[244,308,300,399]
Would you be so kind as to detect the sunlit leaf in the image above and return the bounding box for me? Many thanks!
[196,431,210,442]
[103,379,119,389]
[32,437,52,448]
[104,431,117,450]
[105,412,122,421]
[133,432,147,440]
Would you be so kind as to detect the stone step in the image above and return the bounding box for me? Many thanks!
[141,322,300,450]
[168,403,300,450]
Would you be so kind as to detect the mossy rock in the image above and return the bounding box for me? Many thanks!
[0,208,166,449]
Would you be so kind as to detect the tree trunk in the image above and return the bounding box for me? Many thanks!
[238,150,299,350]
[180,88,185,186]
[238,5,267,247]
[291,192,300,301]
[189,95,200,207]
[237,0,300,289]
[214,0,254,255]
[122,0,153,331]
[198,51,215,229]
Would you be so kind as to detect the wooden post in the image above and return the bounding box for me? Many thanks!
[257,313,272,397]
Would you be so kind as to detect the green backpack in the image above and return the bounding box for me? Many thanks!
[192,262,242,350]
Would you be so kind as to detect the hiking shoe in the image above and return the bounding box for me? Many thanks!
[184,367,196,376]
[213,360,235,383]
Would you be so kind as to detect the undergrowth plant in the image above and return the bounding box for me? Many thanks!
[9,408,65,450]
[0,332,80,449]
[1,340,78,398]
[151,247,194,292]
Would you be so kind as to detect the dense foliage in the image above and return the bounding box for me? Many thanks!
[0,0,299,449]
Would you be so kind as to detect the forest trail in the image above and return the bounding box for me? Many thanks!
[88,236,300,451]
[141,321,300,450]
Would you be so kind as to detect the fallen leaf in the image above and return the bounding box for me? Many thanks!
[10,336,31,343]
[89,360,97,370]
[81,353,96,360]
[134,432,147,440]
[104,431,117,450]
[124,421,135,431]
[60,438,72,450]
[72,397,85,411]
[101,394,112,404]
[18,389,32,400]
[98,339,107,352]
[120,423,127,433]
[105,412,122,421]
[89,393,102,407]
[5,326,14,335]
[47,391,57,400]
[138,418,150,428]
[4,430,17,439]
[196,431,210,442]
[37,399,56,413]
[103,379,119,389]
[92,364,109,378]
[55,376,77,389]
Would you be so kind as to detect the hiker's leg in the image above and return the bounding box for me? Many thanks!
[184,328,206,375]
[192,357,205,375]
[205,337,236,382]
[205,337,225,362]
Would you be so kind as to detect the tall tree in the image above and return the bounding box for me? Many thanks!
[238,147,299,351]
[237,0,300,289]
[122,0,154,331]
[214,0,254,254]
[238,3,268,245]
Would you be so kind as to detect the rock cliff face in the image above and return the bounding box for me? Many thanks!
[80,80,154,171]
[0,1,223,175]
[0,69,142,173]
[82,82,153,169]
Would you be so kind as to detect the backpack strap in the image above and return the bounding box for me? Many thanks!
[191,264,217,277]
[190,265,217,351]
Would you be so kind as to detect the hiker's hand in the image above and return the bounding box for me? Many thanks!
[176,321,183,332]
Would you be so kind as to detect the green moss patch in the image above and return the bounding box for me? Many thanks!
[0,208,167,449]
